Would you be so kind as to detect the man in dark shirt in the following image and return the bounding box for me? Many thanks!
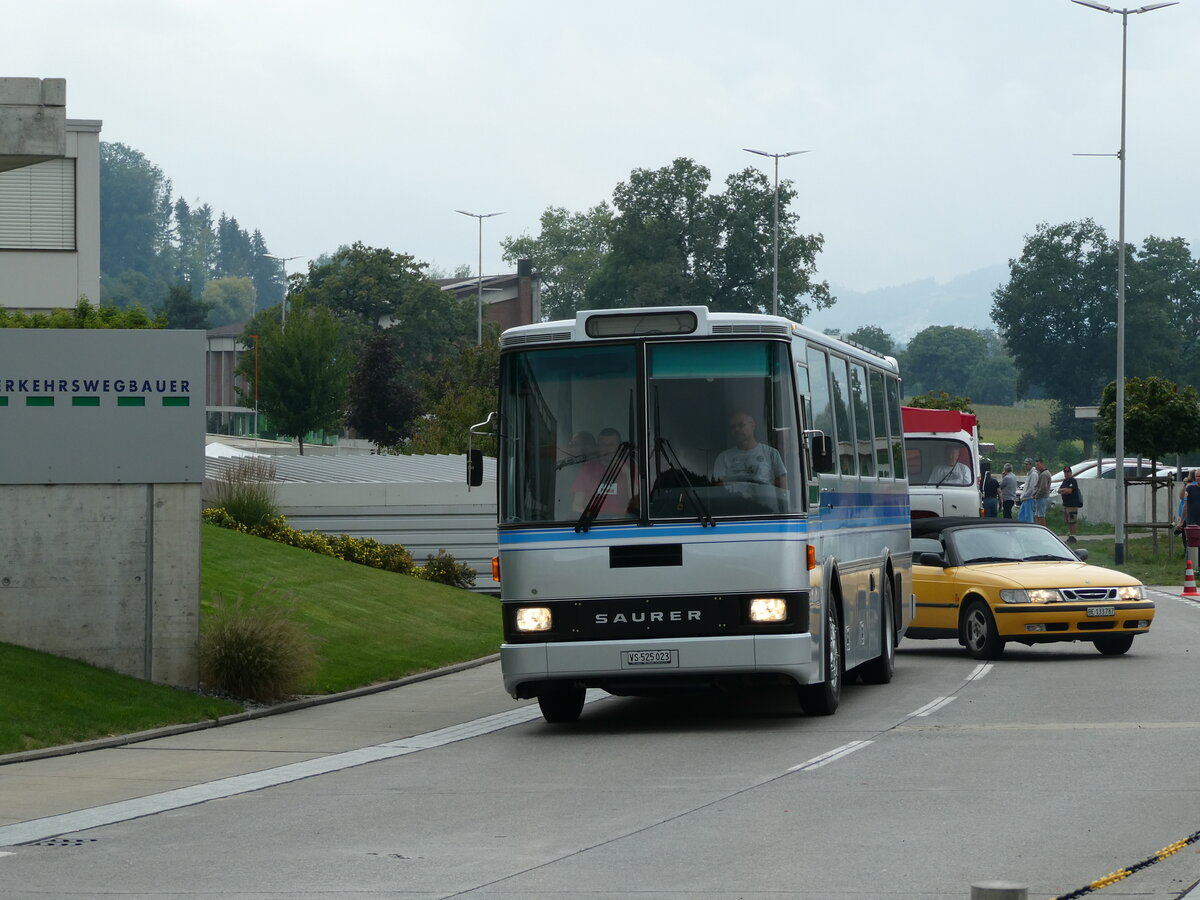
[1058,465,1083,543]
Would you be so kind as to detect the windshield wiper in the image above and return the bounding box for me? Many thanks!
[654,436,714,527]
[963,556,1020,564]
[575,441,633,533]
[1023,554,1071,562]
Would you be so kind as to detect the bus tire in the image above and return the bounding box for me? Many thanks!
[798,601,842,716]
[537,683,586,723]
[859,575,896,685]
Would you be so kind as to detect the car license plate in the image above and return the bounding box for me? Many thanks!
[1087,606,1116,617]
[622,649,676,667]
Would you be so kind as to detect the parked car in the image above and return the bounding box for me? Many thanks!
[908,517,1154,659]
[1050,458,1178,484]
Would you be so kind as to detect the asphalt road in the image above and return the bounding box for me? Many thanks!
[1,587,1199,900]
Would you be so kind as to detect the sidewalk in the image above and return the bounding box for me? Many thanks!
[0,656,526,836]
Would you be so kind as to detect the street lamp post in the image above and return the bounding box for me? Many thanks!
[249,333,259,448]
[743,148,809,316]
[455,209,505,344]
[265,254,300,325]
[1072,0,1176,565]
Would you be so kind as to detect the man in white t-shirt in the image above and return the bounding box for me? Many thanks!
[713,411,787,489]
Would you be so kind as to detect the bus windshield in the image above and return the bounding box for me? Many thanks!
[498,339,804,525]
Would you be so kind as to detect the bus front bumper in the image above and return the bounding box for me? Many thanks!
[501,633,816,698]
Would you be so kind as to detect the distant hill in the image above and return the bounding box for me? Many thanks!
[804,264,1009,344]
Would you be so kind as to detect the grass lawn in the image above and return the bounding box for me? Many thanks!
[1,524,501,757]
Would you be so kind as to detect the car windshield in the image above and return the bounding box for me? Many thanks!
[948,525,1076,565]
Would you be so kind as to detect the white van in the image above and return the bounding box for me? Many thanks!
[902,407,982,518]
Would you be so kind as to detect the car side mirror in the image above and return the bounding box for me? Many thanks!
[1073,548,1088,561]
[919,552,948,568]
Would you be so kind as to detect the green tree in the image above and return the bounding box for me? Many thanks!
[204,276,256,327]
[501,204,613,320]
[99,142,173,278]
[993,219,1122,406]
[404,334,500,455]
[845,325,895,356]
[964,356,1016,406]
[903,326,987,397]
[905,390,974,413]
[1095,376,1200,463]
[502,158,833,321]
[235,299,350,455]
[344,329,419,450]
[159,284,211,329]
[0,298,161,329]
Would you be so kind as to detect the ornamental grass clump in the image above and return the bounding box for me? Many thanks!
[212,457,279,529]
[200,589,316,703]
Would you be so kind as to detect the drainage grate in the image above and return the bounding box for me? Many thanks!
[29,838,97,847]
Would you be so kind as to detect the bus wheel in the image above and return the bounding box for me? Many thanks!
[537,683,586,723]
[962,600,1004,660]
[798,602,842,716]
[859,577,895,685]
[1094,634,1134,656]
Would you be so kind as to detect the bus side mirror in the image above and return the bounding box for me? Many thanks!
[467,448,484,487]
[810,435,834,474]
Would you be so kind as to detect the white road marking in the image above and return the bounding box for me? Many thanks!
[909,696,957,718]
[966,663,994,682]
[0,693,607,849]
[787,740,873,772]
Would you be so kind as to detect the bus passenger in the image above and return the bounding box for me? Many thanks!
[572,427,636,516]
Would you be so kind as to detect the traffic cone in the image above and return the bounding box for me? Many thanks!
[1182,560,1200,598]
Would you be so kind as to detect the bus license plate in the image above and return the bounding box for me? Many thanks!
[622,649,676,667]
[1087,606,1115,617]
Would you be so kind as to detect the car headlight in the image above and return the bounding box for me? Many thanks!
[1117,585,1145,601]
[514,606,552,632]
[1000,588,1062,604]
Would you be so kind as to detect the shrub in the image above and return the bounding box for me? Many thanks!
[212,458,279,529]
[415,549,477,588]
[200,589,316,703]
[202,508,419,578]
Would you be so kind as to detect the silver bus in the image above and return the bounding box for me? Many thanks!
[470,306,912,722]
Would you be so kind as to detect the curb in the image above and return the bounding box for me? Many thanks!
[1,653,501,768]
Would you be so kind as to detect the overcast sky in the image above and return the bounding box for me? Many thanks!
[10,0,1199,319]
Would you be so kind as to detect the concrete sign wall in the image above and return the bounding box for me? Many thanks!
[0,330,205,484]
[0,330,204,687]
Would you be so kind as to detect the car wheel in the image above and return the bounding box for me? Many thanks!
[859,576,895,685]
[962,600,1005,660]
[798,600,842,715]
[537,682,586,723]
[1094,634,1135,656]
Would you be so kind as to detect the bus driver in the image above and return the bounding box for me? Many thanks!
[713,411,787,489]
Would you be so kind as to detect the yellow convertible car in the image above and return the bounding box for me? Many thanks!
[909,517,1155,659]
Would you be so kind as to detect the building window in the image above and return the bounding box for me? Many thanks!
[0,158,76,250]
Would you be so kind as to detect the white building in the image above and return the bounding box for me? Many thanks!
[0,77,100,313]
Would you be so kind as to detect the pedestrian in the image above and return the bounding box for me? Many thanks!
[999,462,1018,519]
[1057,465,1083,543]
[1017,457,1038,522]
[1033,458,1052,526]
[1176,470,1194,535]
[981,464,1000,517]
[1186,471,1200,530]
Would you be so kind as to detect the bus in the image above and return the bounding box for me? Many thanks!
[469,306,912,723]
[901,406,983,519]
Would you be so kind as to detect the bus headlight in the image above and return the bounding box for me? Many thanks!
[515,607,552,632]
[750,597,788,622]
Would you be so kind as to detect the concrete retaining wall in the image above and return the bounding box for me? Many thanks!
[0,483,201,686]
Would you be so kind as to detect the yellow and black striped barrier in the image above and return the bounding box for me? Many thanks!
[1051,828,1200,899]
